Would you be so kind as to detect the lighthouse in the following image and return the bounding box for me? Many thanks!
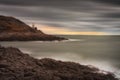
[32,23,37,30]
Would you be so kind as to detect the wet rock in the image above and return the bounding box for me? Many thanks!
[0,46,118,80]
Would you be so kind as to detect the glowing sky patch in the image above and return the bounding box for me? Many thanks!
[30,24,106,35]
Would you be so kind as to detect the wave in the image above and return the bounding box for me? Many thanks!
[68,39,84,41]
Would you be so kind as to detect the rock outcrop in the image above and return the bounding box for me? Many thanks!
[0,15,67,41]
[0,45,118,80]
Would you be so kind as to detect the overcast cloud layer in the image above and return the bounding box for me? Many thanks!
[0,0,120,35]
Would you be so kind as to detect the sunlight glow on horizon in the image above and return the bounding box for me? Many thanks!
[29,24,107,35]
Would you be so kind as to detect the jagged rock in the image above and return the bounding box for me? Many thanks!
[0,46,118,80]
[0,15,67,41]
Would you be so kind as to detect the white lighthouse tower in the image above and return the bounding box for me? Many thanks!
[32,23,37,30]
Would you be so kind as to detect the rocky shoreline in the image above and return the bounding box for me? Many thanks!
[0,45,118,80]
[0,32,67,41]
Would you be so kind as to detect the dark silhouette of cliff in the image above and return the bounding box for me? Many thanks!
[0,45,118,80]
[0,15,67,41]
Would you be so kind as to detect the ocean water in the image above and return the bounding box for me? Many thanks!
[0,35,120,79]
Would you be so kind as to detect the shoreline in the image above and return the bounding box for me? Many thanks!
[0,45,118,80]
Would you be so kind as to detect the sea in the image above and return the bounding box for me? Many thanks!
[0,35,120,79]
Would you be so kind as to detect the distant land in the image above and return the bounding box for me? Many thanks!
[0,15,67,41]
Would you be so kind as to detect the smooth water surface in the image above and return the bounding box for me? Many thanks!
[0,35,120,78]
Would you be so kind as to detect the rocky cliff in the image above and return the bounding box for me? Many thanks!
[0,45,118,80]
[0,15,67,41]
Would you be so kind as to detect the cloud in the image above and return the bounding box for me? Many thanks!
[0,0,120,34]
[102,13,120,18]
[95,0,120,5]
[0,0,90,7]
[0,0,120,6]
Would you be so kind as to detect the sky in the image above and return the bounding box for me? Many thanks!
[0,0,120,35]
